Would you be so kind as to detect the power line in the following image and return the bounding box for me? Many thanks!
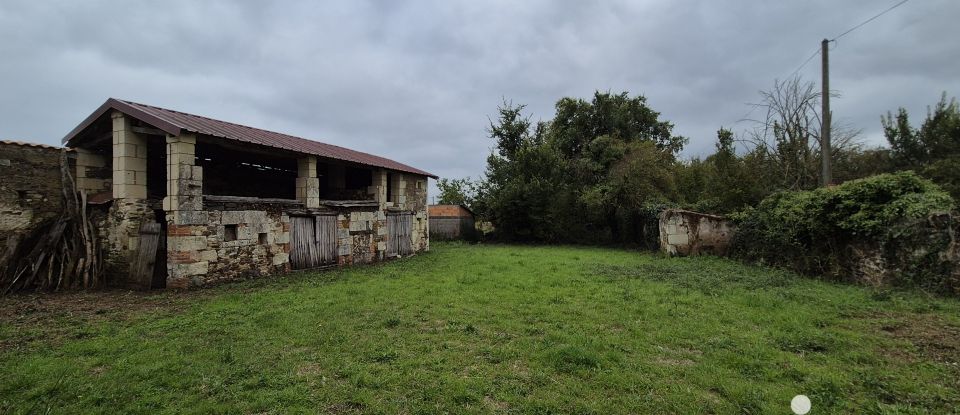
[736,0,911,125]
[831,0,910,41]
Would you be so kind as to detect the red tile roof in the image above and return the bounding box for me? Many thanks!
[0,140,67,150]
[62,98,436,178]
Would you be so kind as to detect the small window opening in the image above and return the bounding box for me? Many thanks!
[224,224,238,242]
[416,180,423,189]
[16,190,29,200]
[258,233,268,245]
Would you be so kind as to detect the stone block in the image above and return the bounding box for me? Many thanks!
[177,196,202,211]
[172,261,208,277]
[349,220,369,232]
[221,211,244,225]
[113,143,138,158]
[274,232,289,244]
[114,184,146,199]
[198,250,218,262]
[238,211,261,224]
[667,234,689,246]
[173,210,208,225]
[76,150,106,167]
[178,164,195,180]
[170,235,208,251]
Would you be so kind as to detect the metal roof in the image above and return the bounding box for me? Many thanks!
[62,98,436,178]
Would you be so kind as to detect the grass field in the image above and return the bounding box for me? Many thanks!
[1,242,959,414]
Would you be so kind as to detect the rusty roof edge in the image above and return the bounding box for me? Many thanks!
[61,98,182,145]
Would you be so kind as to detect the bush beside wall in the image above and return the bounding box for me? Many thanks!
[730,172,959,294]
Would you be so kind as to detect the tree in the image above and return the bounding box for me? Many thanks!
[435,177,478,207]
[478,91,686,243]
[883,93,960,200]
[745,76,860,190]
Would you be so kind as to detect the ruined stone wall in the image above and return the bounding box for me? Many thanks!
[335,208,387,265]
[0,142,67,234]
[99,199,154,283]
[400,174,429,252]
[167,205,290,288]
[659,209,735,256]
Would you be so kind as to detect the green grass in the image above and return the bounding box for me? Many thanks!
[2,242,959,414]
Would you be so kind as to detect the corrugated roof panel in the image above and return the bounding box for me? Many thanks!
[63,98,436,178]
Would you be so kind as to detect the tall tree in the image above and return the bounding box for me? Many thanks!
[479,91,685,243]
[883,93,960,200]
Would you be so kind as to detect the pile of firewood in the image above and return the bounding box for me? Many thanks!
[0,150,103,294]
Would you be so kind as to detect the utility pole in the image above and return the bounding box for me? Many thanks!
[820,38,832,187]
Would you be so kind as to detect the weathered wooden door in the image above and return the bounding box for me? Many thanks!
[289,215,337,269]
[130,222,161,289]
[386,212,413,257]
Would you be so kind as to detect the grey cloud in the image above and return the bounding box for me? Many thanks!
[2,0,959,196]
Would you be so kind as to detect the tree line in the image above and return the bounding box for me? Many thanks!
[437,78,959,244]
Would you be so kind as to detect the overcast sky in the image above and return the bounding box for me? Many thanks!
[2,0,958,196]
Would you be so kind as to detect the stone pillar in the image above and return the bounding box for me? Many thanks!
[74,148,109,195]
[370,168,388,209]
[295,156,320,208]
[163,133,207,288]
[103,112,153,285]
[394,173,407,209]
[111,112,147,200]
[163,134,202,218]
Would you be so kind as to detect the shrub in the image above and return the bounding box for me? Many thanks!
[730,172,958,294]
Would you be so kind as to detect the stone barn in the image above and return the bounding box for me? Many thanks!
[61,98,436,289]
[428,204,476,240]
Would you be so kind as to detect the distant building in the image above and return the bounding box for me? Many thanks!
[428,204,476,240]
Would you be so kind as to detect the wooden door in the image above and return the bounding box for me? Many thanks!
[129,222,161,289]
[386,212,413,257]
[290,215,337,269]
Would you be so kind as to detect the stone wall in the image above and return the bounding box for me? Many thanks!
[0,142,66,238]
[402,174,429,252]
[659,209,735,256]
[98,199,154,284]
[335,208,387,265]
[167,205,290,288]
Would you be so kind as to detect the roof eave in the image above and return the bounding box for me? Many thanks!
[61,98,182,146]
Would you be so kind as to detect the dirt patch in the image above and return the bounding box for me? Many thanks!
[864,311,960,366]
[295,363,324,377]
[0,288,212,352]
